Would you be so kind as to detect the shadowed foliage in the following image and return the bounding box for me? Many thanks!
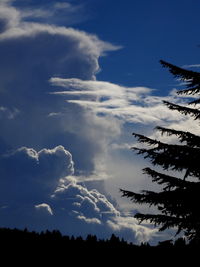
[121,60,200,244]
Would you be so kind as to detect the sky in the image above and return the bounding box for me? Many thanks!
[0,0,200,245]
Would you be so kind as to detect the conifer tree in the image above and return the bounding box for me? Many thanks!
[120,60,200,243]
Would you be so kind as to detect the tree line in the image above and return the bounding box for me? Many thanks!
[0,227,197,249]
[0,227,199,264]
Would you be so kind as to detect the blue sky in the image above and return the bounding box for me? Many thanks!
[79,0,200,91]
[0,0,200,244]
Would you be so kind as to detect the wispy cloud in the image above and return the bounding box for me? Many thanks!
[0,106,19,119]
[50,77,184,124]
[182,64,200,69]
[20,1,88,26]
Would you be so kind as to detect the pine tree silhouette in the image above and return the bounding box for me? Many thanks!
[120,60,200,244]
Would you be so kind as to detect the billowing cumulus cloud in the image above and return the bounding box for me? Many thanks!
[50,174,157,243]
[0,145,74,205]
[0,145,156,243]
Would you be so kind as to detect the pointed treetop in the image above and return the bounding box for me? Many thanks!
[160,60,200,96]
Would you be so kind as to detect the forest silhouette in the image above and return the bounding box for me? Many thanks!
[0,227,199,263]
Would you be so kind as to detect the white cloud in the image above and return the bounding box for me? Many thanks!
[0,23,119,69]
[50,78,150,109]
[107,216,157,243]
[35,203,54,216]
[182,64,200,69]
[19,1,88,26]
[110,142,132,151]
[77,216,101,225]
[0,16,120,60]
[50,77,184,125]
[52,175,119,217]
[0,1,20,32]
[50,174,156,243]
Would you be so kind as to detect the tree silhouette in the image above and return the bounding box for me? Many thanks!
[120,60,200,244]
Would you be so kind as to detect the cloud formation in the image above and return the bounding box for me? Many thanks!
[0,145,74,205]
[52,175,157,243]
[0,0,121,174]
[19,1,88,26]
[0,145,156,243]
[182,64,200,69]
[50,77,184,124]
[0,0,188,244]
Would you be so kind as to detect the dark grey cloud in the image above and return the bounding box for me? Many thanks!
[0,145,74,205]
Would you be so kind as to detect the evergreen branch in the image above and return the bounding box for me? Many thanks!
[135,213,184,232]
[121,184,200,218]
[120,189,153,205]
[132,145,200,177]
[160,60,200,80]
[156,126,200,147]
[135,213,181,225]
[160,60,200,91]
[120,188,165,206]
[142,167,194,190]
[135,213,199,235]
[177,86,200,96]
[132,132,200,157]
[163,101,200,120]
[188,98,200,105]
[132,132,185,152]
[132,133,162,147]
[120,188,194,210]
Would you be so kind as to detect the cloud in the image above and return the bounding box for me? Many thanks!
[0,1,20,32]
[19,1,87,26]
[0,145,74,205]
[50,78,151,100]
[49,173,157,243]
[0,0,120,84]
[50,77,184,125]
[0,24,118,81]
[0,1,121,174]
[77,216,101,225]
[182,64,200,69]
[0,106,19,119]
[35,203,54,216]
[107,216,157,244]
[52,175,119,218]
